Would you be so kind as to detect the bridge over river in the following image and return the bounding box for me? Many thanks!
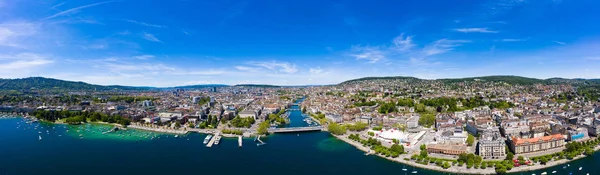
[268,126,323,133]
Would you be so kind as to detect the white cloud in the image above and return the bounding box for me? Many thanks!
[133,55,155,60]
[235,66,261,72]
[43,1,114,20]
[553,41,566,45]
[247,61,298,73]
[309,67,324,74]
[0,53,54,76]
[142,32,161,42]
[393,33,415,51]
[348,45,385,63]
[454,27,498,33]
[122,19,167,28]
[0,21,38,48]
[423,39,471,56]
[85,44,107,49]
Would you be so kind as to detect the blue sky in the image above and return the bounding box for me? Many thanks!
[1,0,599,86]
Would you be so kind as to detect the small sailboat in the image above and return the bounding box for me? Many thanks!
[402,165,407,171]
[38,135,42,140]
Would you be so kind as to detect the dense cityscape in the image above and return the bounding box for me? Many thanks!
[1,76,599,174]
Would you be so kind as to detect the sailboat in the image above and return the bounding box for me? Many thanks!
[38,135,42,140]
[402,165,407,171]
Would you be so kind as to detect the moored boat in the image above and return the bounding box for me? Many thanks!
[203,135,212,144]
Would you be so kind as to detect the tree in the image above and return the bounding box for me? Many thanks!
[391,144,404,154]
[258,121,270,135]
[467,134,475,146]
[420,144,427,151]
[506,152,514,160]
[175,122,181,128]
[328,122,347,135]
[418,113,436,128]
[420,149,428,158]
[539,156,548,164]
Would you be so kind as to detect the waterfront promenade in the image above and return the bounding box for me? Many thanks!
[332,133,600,174]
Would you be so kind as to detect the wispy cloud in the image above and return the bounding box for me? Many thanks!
[43,1,114,20]
[246,61,298,73]
[0,53,54,72]
[142,32,161,43]
[422,39,471,56]
[0,21,38,48]
[309,67,324,74]
[133,55,155,60]
[122,19,167,28]
[348,45,386,63]
[392,33,415,51]
[51,2,67,10]
[584,57,600,61]
[553,41,566,45]
[235,66,261,72]
[454,27,498,33]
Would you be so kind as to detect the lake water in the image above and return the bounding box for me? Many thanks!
[1,104,598,175]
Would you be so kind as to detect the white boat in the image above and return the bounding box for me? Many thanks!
[541,172,547,175]
[38,135,42,140]
[568,164,570,167]
[214,136,221,145]
[578,167,582,171]
[551,171,556,173]
[532,173,536,175]
[203,135,212,144]
[411,171,417,174]
[174,135,179,138]
[402,168,407,171]
[238,136,242,147]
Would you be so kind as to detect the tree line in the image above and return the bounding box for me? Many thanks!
[32,110,131,126]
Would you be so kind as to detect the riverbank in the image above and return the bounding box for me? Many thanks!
[331,133,600,174]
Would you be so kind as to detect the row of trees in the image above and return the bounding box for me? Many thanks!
[222,129,243,135]
[198,115,219,129]
[378,97,515,114]
[348,134,404,158]
[32,110,131,126]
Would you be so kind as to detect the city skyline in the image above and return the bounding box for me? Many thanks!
[1,0,600,87]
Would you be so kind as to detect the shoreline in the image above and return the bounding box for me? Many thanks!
[331,133,600,174]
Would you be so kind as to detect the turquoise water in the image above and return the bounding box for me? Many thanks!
[1,114,599,175]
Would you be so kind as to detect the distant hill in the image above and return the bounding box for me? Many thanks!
[340,76,421,84]
[437,76,545,85]
[173,84,229,89]
[234,84,281,88]
[0,77,153,91]
[340,75,600,86]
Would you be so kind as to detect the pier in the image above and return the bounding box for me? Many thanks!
[268,126,323,133]
[206,133,219,148]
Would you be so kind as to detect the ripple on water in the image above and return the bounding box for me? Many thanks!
[317,137,351,152]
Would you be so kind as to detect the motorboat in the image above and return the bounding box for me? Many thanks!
[551,171,556,173]
[203,135,212,144]
[541,172,547,175]
[579,167,582,171]
[411,171,417,174]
